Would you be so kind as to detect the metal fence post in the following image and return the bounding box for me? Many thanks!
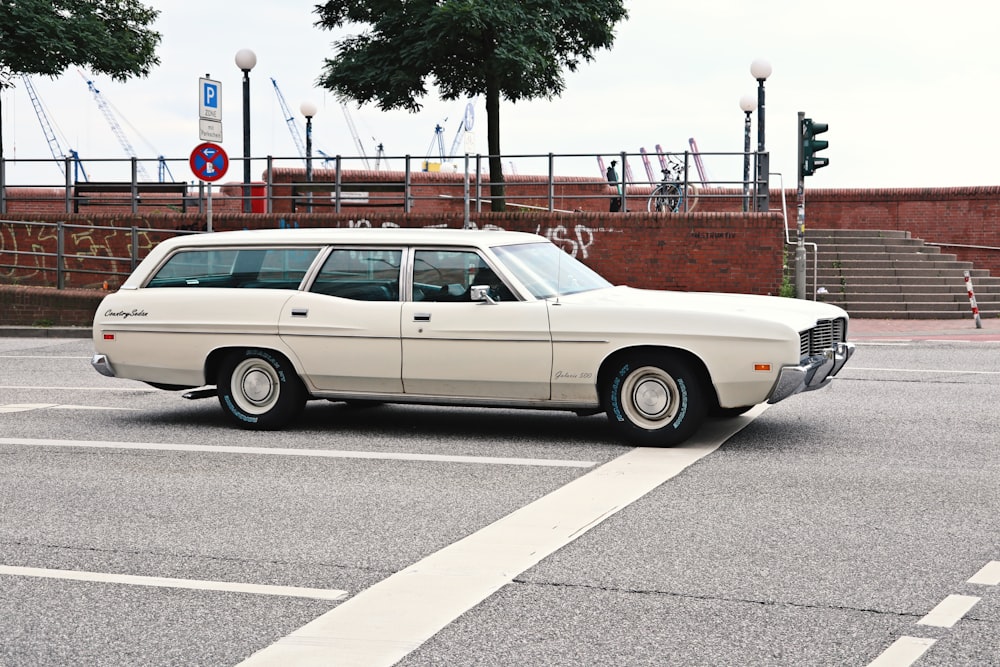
[335,156,343,213]
[56,221,65,290]
[463,154,472,228]
[548,153,555,212]
[266,156,274,214]
[130,158,139,214]
[131,226,139,271]
[683,152,692,212]
[476,153,483,213]
[404,157,412,213]
[619,151,628,213]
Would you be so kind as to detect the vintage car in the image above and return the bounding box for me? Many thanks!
[91,227,854,447]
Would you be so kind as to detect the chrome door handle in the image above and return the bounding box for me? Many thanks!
[414,312,431,322]
[291,308,309,317]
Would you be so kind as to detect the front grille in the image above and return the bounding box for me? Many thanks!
[800,318,847,356]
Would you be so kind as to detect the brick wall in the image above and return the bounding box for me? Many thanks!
[773,186,1000,275]
[3,173,999,327]
[0,210,784,326]
[0,284,104,327]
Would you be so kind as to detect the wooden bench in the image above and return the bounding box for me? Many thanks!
[291,182,407,212]
[73,181,191,213]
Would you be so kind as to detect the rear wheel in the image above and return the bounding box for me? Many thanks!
[602,352,707,447]
[217,349,305,429]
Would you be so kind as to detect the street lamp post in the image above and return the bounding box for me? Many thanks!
[750,59,771,212]
[300,101,317,213]
[739,94,757,213]
[235,48,257,213]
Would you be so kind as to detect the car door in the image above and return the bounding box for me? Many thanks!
[278,247,403,394]
[400,248,552,400]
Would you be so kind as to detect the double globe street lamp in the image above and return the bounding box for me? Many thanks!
[739,94,757,213]
[750,58,772,213]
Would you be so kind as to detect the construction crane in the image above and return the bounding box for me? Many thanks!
[447,102,475,160]
[21,76,88,182]
[340,103,371,170]
[688,137,709,185]
[271,78,308,166]
[78,70,153,181]
[272,78,374,169]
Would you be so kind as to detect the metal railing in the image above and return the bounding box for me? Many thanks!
[0,150,770,216]
[0,219,199,289]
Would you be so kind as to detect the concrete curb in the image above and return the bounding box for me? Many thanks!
[0,327,92,339]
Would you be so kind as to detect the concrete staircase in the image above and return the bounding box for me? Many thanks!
[803,229,1000,319]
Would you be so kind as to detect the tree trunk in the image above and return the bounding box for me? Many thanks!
[485,75,505,212]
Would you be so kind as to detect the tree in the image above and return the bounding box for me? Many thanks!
[0,0,161,162]
[313,0,627,211]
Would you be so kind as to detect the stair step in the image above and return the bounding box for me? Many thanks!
[807,274,1000,286]
[807,283,1000,295]
[792,228,998,319]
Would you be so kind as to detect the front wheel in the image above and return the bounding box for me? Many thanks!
[602,352,707,447]
[217,349,305,429]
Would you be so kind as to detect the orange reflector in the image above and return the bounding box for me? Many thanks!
[104,333,115,340]
[754,363,771,372]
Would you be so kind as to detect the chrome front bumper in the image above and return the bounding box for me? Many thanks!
[91,353,116,378]
[767,342,855,404]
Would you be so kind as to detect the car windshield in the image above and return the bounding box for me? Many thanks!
[492,242,613,299]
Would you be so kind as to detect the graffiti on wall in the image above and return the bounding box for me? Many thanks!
[0,222,158,288]
[274,217,613,260]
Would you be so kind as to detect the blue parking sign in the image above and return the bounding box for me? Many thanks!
[199,78,221,120]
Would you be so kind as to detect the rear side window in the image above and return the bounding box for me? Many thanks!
[146,247,320,289]
[310,248,402,301]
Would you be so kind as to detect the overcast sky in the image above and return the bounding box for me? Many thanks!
[1,0,995,190]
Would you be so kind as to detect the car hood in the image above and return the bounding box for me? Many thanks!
[553,286,849,333]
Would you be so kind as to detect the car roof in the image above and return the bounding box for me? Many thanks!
[159,227,547,249]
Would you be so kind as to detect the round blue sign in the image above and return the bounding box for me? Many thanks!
[189,142,229,182]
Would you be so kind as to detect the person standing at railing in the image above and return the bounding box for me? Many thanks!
[606,160,622,212]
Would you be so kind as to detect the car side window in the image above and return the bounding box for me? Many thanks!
[146,247,319,289]
[411,250,515,302]
[310,248,401,301]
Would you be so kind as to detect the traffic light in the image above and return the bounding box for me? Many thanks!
[802,118,829,176]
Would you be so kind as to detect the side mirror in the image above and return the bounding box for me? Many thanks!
[470,285,497,304]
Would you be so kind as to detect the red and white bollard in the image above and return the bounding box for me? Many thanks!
[964,270,983,329]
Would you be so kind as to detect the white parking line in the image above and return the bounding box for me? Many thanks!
[846,367,1000,376]
[916,594,981,628]
[867,636,936,667]
[236,405,768,667]
[0,404,59,413]
[0,437,597,468]
[968,561,1000,586]
[0,385,155,392]
[0,355,92,360]
[0,565,347,601]
[0,404,138,413]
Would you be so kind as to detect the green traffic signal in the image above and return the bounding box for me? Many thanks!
[803,118,829,176]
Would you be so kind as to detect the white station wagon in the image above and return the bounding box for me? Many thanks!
[91,227,855,447]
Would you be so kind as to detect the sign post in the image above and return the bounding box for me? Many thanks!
[190,142,229,232]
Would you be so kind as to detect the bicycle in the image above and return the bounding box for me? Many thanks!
[647,157,698,213]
